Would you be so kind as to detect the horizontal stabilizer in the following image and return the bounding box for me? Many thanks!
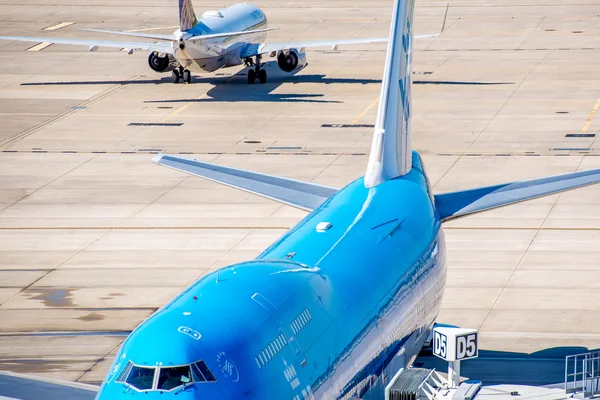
[435,168,600,222]
[188,28,278,42]
[152,154,338,211]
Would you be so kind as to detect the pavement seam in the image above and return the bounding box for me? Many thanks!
[430,154,462,189]
[476,230,538,332]
[0,153,105,310]
[477,155,588,331]
[0,154,108,307]
[516,16,546,51]
[76,339,124,385]
[0,76,144,149]
[467,51,551,149]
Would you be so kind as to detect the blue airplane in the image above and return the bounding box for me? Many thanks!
[13,0,596,398]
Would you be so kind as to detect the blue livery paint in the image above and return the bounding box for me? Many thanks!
[95,153,447,399]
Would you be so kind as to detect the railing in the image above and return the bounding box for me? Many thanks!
[566,351,600,398]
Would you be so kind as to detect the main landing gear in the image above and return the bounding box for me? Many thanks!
[172,66,191,84]
[245,55,267,85]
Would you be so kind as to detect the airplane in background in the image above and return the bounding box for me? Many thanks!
[0,0,445,85]
[4,0,600,398]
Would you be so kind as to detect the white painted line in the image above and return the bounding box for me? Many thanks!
[43,22,75,31]
[26,42,53,52]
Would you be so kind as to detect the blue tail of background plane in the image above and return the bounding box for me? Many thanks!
[364,0,415,188]
[179,0,198,31]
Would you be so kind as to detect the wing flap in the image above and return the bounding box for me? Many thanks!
[153,154,338,211]
[0,35,172,53]
[435,168,600,222]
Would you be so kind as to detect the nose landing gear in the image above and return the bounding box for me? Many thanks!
[172,66,192,84]
[245,55,267,85]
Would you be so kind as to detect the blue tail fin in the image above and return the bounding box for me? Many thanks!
[364,0,415,188]
[179,0,198,31]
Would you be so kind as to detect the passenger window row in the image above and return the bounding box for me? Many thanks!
[115,360,216,392]
[255,332,288,369]
[290,307,312,335]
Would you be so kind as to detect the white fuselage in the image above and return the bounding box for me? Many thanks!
[172,3,268,73]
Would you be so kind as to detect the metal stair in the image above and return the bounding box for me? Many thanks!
[388,368,445,400]
[566,351,600,398]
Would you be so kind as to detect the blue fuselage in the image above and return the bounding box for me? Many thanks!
[96,152,447,399]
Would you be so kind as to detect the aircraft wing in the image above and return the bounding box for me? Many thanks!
[79,27,280,43]
[241,35,438,58]
[152,154,338,211]
[79,28,176,41]
[435,168,600,222]
[0,370,97,400]
[242,38,387,57]
[0,35,173,53]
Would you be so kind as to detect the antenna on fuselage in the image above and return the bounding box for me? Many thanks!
[364,0,416,188]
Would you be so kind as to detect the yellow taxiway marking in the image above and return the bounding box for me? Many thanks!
[581,98,600,133]
[127,26,178,33]
[26,42,53,52]
[352,97,379,124]
[43,22,75,31]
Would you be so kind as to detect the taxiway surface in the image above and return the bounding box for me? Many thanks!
[0,0,599,390]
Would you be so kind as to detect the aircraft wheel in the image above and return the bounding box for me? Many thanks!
[258,69,267,84]
[183,70,191,84]
[172,70,181,84]
[248,69,256,84]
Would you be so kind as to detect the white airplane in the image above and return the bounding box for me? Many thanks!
[0,0,445,84]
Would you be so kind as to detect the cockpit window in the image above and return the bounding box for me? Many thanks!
[157,365,193,390]
[125,365,156,391]
[113,360,216,392]
[193,361,216,382]
[116,361,133,383]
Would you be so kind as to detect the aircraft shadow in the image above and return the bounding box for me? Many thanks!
[19,60,513,104]
[19,58,513,91]
[415,345,598,386]
[19,76,513,88]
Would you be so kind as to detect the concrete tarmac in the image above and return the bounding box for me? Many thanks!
[1,0,600,391]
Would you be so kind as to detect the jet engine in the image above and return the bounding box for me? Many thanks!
[276,48,307,72]
[148,52,176,73]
